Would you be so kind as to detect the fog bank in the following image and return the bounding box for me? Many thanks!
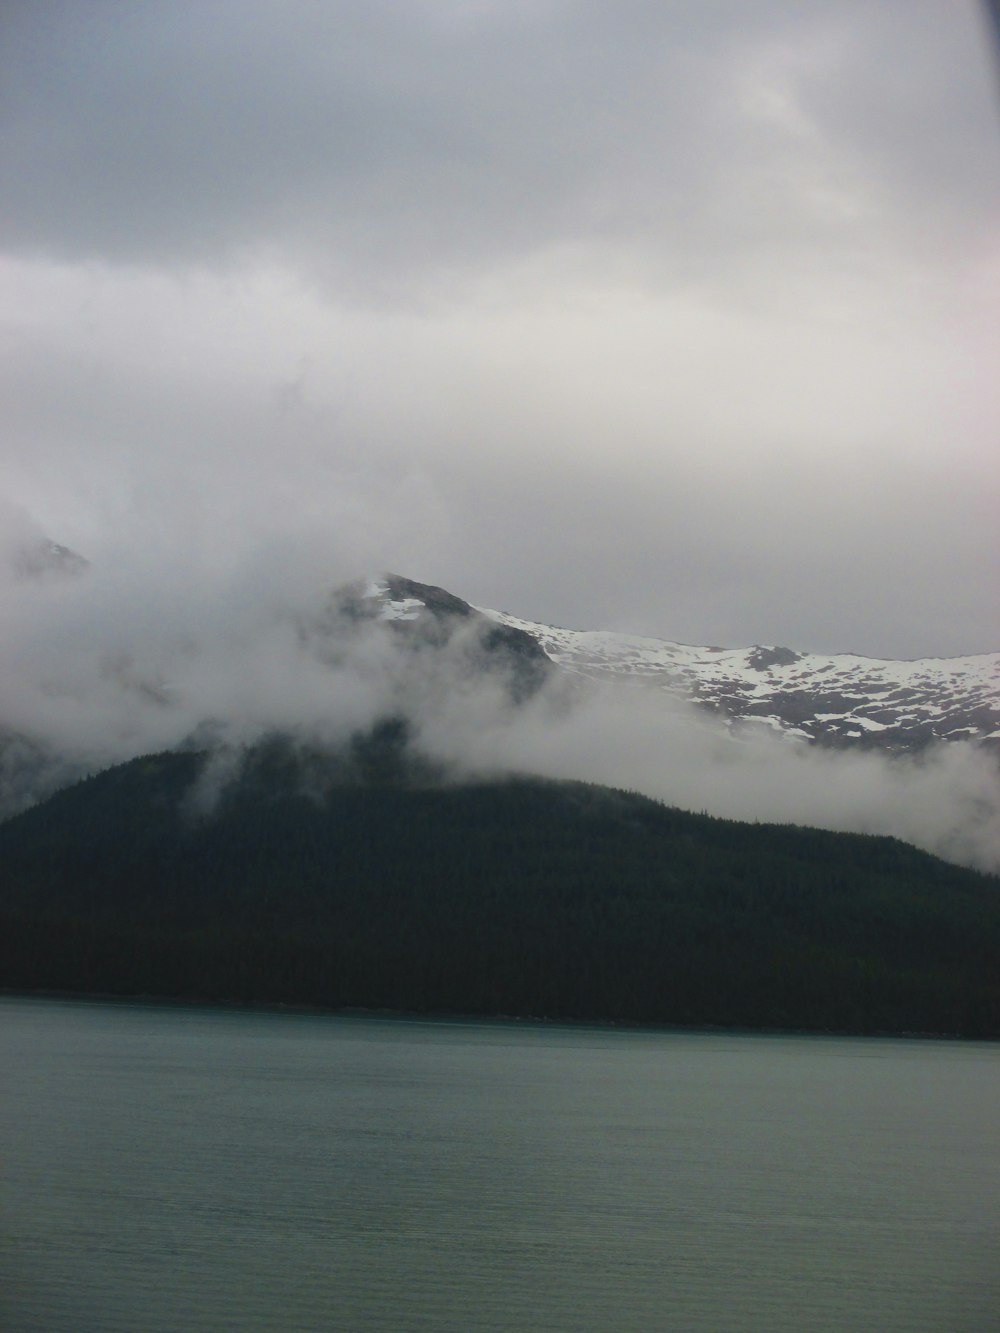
[1,530,997,875]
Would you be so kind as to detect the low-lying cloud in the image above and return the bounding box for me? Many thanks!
[1,525,997,875]
[423,680,1000,874]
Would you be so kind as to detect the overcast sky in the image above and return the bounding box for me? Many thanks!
[2,0,998,658]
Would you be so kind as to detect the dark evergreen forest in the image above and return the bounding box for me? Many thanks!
[1,740,997,1037]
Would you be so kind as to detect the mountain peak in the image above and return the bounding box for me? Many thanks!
[7,536,89,583]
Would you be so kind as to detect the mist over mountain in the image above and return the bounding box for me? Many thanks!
[0,515,998,872]
[0,500,88,584]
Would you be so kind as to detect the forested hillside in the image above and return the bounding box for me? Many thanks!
[1,742,997,1037]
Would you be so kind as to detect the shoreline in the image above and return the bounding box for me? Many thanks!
[2,986,990,1045]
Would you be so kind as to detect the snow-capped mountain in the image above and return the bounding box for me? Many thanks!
[362,576,1000,754]
[2,545,998,836]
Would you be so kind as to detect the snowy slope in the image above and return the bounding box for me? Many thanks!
[357,576,1000,751]
[478,607,1000,750]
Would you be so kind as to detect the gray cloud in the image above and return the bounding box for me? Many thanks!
[2,260,993,657]
[0,1,996,672]
[423,679,1000,874]
[2,2,996,290]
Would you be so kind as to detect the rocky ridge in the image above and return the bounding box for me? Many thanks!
[313,578,1000,755]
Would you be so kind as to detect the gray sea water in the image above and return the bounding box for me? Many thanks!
[1,996,998,1331]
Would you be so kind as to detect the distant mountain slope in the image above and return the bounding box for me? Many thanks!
[1,745,997,1037]
[490,613,1000,751]
[5,535,88,582]
[476,607,1000,754]
[349,577,1000,752]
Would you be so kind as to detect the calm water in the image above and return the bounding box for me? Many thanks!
[1,998,998,1332]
